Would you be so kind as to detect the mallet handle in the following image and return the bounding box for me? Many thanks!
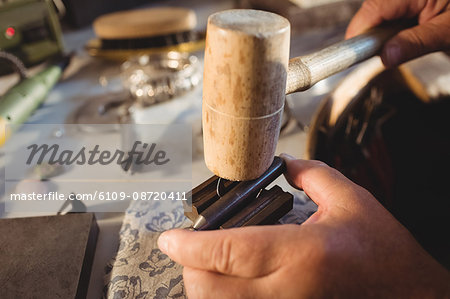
[286,23,407,94]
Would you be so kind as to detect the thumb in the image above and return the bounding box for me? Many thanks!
[158,225,296,278]
[381,13,450,67]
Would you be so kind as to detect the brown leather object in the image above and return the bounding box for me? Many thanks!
[93,7,197,39]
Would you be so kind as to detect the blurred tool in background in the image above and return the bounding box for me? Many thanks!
[0,0,69,146]
[0,53,70,146]
[61,0,147,28]
[0,0,64,75]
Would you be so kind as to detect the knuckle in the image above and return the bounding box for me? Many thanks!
[402,30,426,54]
[309,160,341,178]
[422,0,443,16]
[213,236,234,274]
[327,166,344,179]
[361,0,380,15]
[309,159,330,168]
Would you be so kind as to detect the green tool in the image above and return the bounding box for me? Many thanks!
[0,58,69,146]
[0,0,64,74]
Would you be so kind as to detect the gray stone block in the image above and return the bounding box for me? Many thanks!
[0,213,99,299]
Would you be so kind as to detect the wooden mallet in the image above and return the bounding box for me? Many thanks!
[203,9,405,181]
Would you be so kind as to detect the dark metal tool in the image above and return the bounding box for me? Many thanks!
[189,156,291,230]
[185,176,239,221]
[220,185,293,229]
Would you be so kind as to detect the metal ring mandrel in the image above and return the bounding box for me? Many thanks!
[192,156,286,230]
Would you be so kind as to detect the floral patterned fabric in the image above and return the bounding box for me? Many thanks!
[103,200,189,299]
[103,191,316,299]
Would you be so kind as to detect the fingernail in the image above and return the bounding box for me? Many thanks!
[280,153,295,161]
[158,232,170,253]
[383,42,402,67]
